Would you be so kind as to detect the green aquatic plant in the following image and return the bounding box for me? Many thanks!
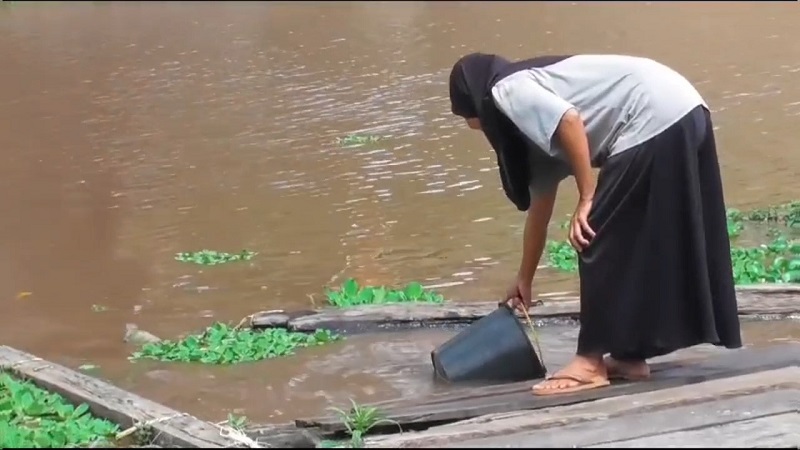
[327,399,401,448]
[545,240,579,273]
[335,134,382,147]
[731,236,800,284]
[174,249,256,266]
[734,201,800,228]
[130,322,340,364]
[0,372,119,448]
[325,278,445,308]
[545,204,800,285]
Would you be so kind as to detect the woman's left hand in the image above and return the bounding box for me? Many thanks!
[569,198,596,252]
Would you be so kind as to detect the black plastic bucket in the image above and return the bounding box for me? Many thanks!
[431,304,547,383]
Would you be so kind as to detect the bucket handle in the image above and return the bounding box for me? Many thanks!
[497,300,548,375]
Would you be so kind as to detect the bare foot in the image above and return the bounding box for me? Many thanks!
[604,356,650,381]
[532,356,610,396]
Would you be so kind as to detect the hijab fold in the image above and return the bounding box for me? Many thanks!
[449,53,572,211]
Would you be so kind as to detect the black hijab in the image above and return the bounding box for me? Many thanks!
[449,52,572,211]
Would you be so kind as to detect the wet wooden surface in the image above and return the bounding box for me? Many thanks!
[296,343,800,434]
[251,284,800,333]
[366,366,800,448]
[0,346,239,448]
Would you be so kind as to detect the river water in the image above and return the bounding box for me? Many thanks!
[1,1,799,424]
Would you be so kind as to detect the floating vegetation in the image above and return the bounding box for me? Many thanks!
[130,322,340,365]
[335,134,383,147]
[545,202,800,285]
[174,249,256,266]
[325,278,445,308]
[0,372,119,448]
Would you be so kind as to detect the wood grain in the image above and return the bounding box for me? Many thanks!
[0,346,240,448]
[295,343,800,433]
[367,367,800,448]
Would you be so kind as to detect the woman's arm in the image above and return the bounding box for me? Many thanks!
[492,75,595,201]
[555,110,595,202]
[519,187,558,283]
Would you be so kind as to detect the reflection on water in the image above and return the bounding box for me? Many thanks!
[0,1,799,423]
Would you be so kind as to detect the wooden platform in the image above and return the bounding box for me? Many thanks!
[251,284,800,333]
[0,346,242,448]
[366,366,800,448]
[295,343,800,437]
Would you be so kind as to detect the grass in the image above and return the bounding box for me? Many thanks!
[321,400,401,448]
[0,372,119,448]
[130,322,340,364]
[174,249,256,266]
[545,201,800,285]
[325,278,445,308]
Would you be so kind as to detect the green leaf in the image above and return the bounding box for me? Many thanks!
[371,286,387,303]
[342,278,360,298]
[404,282,424,300]
[356,287,375,305]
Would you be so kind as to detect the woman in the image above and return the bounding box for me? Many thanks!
[449,53,742,396]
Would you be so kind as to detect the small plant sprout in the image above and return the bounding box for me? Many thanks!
[327,399,402,448]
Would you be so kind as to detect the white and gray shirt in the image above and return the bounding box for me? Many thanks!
[490,54,707,198]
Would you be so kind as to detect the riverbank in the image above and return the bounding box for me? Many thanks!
[248,284,800,334]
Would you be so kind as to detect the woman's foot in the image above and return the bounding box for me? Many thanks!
[532,355,610,396]
[604,356,650,381]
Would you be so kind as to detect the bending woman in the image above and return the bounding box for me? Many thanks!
[449,53,742,396]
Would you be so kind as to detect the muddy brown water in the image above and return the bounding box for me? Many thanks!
[1,1,799,424]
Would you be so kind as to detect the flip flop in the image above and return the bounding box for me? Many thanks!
[605,358,650,381]
[532,371,611,396]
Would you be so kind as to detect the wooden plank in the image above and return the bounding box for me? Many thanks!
[245,422,321,448]
[250,284,800,332]
[365,367,800,448]
[367,353,713,411]
[296,343,800,433]
[590,413,800,448]
[453,389,800,448]
[0,346,239,448]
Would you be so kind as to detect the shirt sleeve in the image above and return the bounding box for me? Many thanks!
[491,71,575,158]
[528,156,572,200]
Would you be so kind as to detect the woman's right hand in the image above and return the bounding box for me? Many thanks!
[504,276,533,312]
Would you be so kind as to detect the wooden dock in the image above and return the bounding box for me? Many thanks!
[368,366,800,448]
[0,346,244,448]
[250,284,800,333]
[280,342,800,448]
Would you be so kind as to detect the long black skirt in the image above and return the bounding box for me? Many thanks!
[577,105,743,360]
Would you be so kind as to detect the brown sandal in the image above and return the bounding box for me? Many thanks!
[605,357,650,381]
[532,372,611,396]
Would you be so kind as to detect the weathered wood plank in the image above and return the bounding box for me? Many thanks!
[361,343,799,412]
[366,353,713,411]
[297,343,800,433]
[452,389,799,448]
[245,422,321,448]
[590,413,800,448]
[251,284,800,333]
[0,346,240,448]
[366,366,800,448]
